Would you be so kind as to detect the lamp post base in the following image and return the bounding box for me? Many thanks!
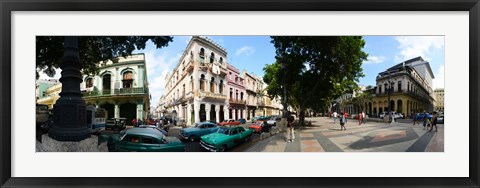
[37,134,108,152]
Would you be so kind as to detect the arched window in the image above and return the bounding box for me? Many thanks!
[122,71,133,88]
[210,52,215,63]
[210,77,215,93]
[86,77,93,88]
[103,74,111,90]
[190,51,193,60]
[199,48,205,58]
[200,74,205,91]
[199,48,205,64]
[240,92,244,101]
[219,80,224,94]
[230,88,233,99]
[219,57,223,64]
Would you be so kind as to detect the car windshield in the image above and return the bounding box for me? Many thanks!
[217,127,229,134]
[255,121,263,126]
[194,123,201,128]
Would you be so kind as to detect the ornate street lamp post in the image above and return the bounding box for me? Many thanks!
[48,36,91,141]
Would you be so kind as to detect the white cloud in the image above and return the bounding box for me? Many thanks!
[432,64,445,89]
[144,50,181,107]
[394,36,444,62]
[363,56,386,64]
[235,46,255,56]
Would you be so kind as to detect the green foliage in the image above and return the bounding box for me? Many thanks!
[263,36,368,123]
[36,36,173,79]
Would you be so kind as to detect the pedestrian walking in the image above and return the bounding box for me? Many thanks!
[430,111,438,132]
[412,112,418,125]
[361,111,366,124]
[425,114,431,131]
[357,113,362,125]
[340,112,346,131]
[333,111,338,124]
[344,112,348,123]
[286,115,295,142]
[131,118,137,127]
[422,112,427,130]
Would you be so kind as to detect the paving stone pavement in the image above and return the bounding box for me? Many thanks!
[244,117,444,152]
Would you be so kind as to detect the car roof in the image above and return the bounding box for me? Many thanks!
[197,122,215,125]
[126,127,163,138]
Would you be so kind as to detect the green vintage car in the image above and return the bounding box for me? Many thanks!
[109,127,185,152]
[200,126,253,152]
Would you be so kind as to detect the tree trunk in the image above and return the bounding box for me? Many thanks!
[299,107,305,127]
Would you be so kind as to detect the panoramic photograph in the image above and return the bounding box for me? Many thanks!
[35,35,445,152]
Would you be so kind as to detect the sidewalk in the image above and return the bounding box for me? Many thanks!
[244,117,444,152]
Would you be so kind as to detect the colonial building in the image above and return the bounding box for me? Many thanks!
[253,75,266,117]
[80,54,150,125]
[36,79,59,102]
[242,70,260,120]
[164,36,228,126]
[226,64,247,120]
[371,56,435,118]
[37,81,62,109]
[434,88,444,111]
[262,90,282,116]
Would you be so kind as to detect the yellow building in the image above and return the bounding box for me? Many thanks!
[37,83,62,109]
[370,57,435,118]
[434,88,444,111]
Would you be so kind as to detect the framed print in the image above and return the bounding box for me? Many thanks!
[1,0,479,187]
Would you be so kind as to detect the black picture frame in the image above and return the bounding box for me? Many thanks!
[1,0,479,187]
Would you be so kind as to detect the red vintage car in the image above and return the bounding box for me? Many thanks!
[217,119,241,126]
[249,120,270,133]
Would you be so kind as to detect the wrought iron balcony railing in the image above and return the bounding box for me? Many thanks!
[82,87,147,97]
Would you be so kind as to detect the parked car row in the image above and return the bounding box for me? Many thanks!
[379,111,404,119]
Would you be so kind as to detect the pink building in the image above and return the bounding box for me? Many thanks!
[226,64,247,120]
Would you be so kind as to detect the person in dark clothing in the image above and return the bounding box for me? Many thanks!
[430,111,438,132]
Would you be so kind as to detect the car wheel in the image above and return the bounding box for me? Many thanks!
[219,145,226,152]
[188,135,195,142]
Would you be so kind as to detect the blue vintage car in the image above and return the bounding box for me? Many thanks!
[179,122,219,142]
[416,113,433,121]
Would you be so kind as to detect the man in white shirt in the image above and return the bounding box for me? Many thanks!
[361,111,366,124]
[333,111,338,124]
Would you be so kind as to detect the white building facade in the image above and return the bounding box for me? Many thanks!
[164,36,228,126]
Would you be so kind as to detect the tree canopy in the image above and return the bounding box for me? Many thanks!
[263,36,368,125]
[36,36,173,79]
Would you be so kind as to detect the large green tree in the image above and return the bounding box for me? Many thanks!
[36,36,173,79]
[263,36,368,126]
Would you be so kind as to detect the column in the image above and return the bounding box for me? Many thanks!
[136,102,144,120]
[242,109,246,119]
[138,65,144,87]
[215,105,220,124]
[187,103,192,126]
[224,106,229,120]
[206,103,211,121]
[403,100,408,118]
[114,104,120,118]
[194,101,200,123]
[236,109,240,120]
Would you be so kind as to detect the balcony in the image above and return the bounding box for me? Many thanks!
[82,87,147,97]
[184,59,194,74]
[197,90,227,100]
[375,89,432,102]
[229,98,246,105]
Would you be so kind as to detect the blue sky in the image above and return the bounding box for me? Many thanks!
[38,36,445,110]
[130,36,444,109]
